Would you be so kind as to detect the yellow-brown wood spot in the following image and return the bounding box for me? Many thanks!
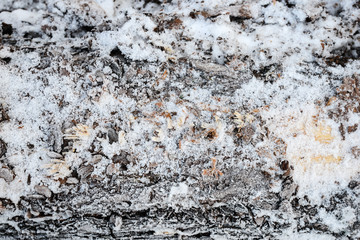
[314,122,334,144]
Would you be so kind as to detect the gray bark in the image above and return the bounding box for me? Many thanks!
[0,0,360,239]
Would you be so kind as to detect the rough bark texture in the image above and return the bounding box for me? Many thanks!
[0,0,360,239]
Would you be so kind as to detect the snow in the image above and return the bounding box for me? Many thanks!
[94,0,114,17]
[263,101,360,201]
[319,207,357,233]
[0,9,43,26]
[0,0,359,237]
[277,232,336,240]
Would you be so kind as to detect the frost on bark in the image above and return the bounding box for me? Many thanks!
[0,0,360,239]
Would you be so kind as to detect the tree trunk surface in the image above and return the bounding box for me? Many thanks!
[0,0,359,239]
